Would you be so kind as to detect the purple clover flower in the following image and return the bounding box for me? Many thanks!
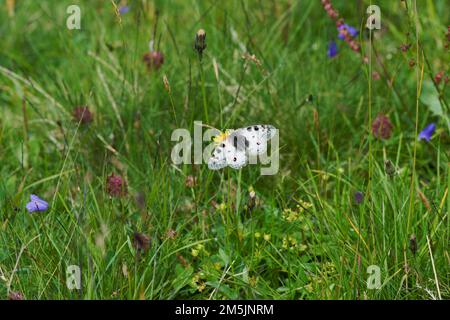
[26,195,49,213]
[119,6,129,15]
[327,41,338,58]
[418,123,436,142]
[338,24,358,40]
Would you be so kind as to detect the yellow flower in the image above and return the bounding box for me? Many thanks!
[254,232,261,239]
[263,234,271,241]
[197,282,206,292]
[304,283,314,293]
[282,235,298,250]
[249,276,258,287]
[282,200,313,223]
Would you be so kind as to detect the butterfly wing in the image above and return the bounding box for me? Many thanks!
[236,125,276,156]
[208,137,247,170]
[208,125,275,170]
[208,143,227,170]
[225,145,247,169]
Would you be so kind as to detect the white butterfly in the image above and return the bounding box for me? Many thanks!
[208,124,276,170]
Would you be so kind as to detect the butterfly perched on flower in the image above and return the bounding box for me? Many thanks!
[208,125,276,170]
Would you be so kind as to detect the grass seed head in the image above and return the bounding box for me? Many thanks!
[409,234,417,256]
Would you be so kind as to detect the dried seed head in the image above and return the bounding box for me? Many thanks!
[185,175,197,188]
[194,29,207,58]
[247,190,258,211]
[133,232,151,252]
[417,189,431,211]
[409,234,417,256]
[163,75,171,93]
[165,229,177,240]
[372,71,381,80]
[106,173,128,197]
[384,160,396,177]
[372,114,393,140]
[399,43,410,52]
[72,106,93,125]
[177,254,190,268]
[143,51,164,71]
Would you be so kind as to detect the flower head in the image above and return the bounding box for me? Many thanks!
[434,71,444,84]
[143,51,164,71]
[72,106,93,125]
[418,123,436,142]
[327,41,338,58]
[354,191,364,204]
[371,114,393,140]
[337,24,358,40]
[26,194,49,213]
[8,291,24,300]
[106,174,128,197]
[194,29,207,58]
[119,6,129,15]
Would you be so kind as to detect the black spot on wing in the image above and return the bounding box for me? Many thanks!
[233,136,238,148]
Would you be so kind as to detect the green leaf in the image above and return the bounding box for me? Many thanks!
[420,80,443,117]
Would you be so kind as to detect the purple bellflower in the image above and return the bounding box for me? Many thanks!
[327,41,338,58]
[26,195,49,213]
[418,123,436,142]
[338,24,358,40]
[119,6,129,15]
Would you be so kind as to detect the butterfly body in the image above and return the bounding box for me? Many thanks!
[208,125,276,170]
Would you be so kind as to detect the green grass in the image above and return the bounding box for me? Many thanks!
[0,0,449,300]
